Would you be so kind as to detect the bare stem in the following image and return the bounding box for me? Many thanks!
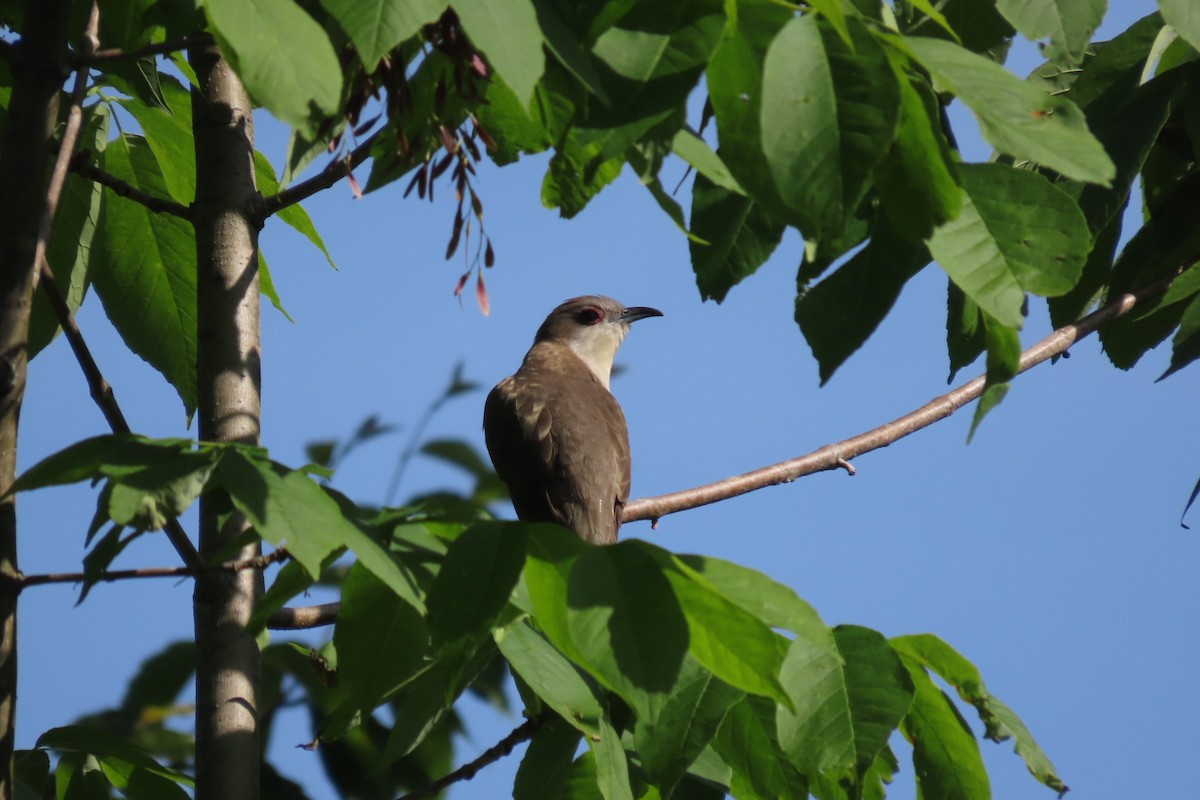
[623,265,1189,525]
[256,132,381,219]
[81,32,215,65]
[71,153,190,219]
[395,718,541,800]
[10,548,288,591]
[266,601,340,630]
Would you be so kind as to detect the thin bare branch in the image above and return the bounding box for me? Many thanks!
[31,2,98,288]
[34,257,203,568]
[261,264,1189,630]
[80,32,215,65]
[266,601,341,630]
[9,547,289,591]
[256,132,381,219]
[624,264,1190,525]
[71,153,190,219]
[395,717,541,800]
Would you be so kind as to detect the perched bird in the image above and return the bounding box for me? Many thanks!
[484,296,662,544]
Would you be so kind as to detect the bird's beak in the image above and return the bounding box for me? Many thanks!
[620,306,663,324]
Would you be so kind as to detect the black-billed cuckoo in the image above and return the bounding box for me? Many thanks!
[483,296,662,544]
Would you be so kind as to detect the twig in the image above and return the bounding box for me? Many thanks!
[80,32,214,65]
[263,264,1189,629]
[36,256,203,567]
[256,131,381,219]
[71,153,191,219]
[623,264,1189,525]
[266,601,341,630]
[6,548,288,591]
[31,2,97,288]
[395,717,541,800]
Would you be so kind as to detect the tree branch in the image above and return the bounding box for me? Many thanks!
[8,547,288,591]
[256,132,380,219]
[80,32,215,65]
[623,264,1190,525]
[395,717,541,800]
[35,255,204,568]
[266,601,340,630]
[71,153,191,219]
[261,263,1189,630]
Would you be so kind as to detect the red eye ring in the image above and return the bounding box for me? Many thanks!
[577,307,603,324]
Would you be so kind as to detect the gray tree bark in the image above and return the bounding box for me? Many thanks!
[0,2,69,797]
[189,43,263,800]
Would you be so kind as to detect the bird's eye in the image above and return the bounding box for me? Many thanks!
[578,308,603,324]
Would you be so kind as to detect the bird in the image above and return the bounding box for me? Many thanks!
[483,295,662,544]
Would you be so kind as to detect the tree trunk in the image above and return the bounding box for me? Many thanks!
[0,2,69,797]
[189,43,263,800]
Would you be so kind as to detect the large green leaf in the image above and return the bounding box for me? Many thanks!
[93,135,198,417]
[902,35,1115,183]
[117,73,195,204]
[967,313,1021,440]
[335,564,429,712]
[37,726,194,797]
[899,658,991,800]
[994,0,1105,66]
[893,633,1067,795]
[254,151,337,268]
[496,620,604,737]
[759,13,900,244]
[455,0,545,109]
[31,107,108,358]
[319,0,448,71]
[633,657,743,797]
[565,542,689,718]
[796,224,931,384]
[11,434,201,492]
[513,719,584,800]
[689,170,785,303]
[203,0,342,137]
[927,163,1090,328]
[714,695,808,800]
[1161,0,1200,51]
[427,522,526,646]
[589,714,633,800]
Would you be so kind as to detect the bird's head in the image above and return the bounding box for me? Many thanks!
[534,295,662,388]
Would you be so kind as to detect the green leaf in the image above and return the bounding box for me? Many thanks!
[475,73,554,165]
[531,0,609,103]
[319,0,448,71]
[455,0,545,109]
[714,695,808,800]
[565,542,689,719]
[967,314,1020,441]
[899,657,992,800]
[659,551,790,706]
[796,224,931,384]
[335,564,429,711]
[689,170,785,303]
[257,251,294,323]
[120,641,195,717]
[892,634,1067,795]
[217,451,424,611]
[106,449,218,530]
[927,163,1090,329]
[995,0,1104,66]
[902,35,1116,183]
[31,107,108,358]
[427,522,527,645]
[203,0,342,137]
[672,128,743,195]
[54,751,115,800]
[874,64,962,240]
[1161,0,1200,51]
[116,72,195,204]
[760,14,900,243]
[524,523,592,666]
[1161,294,1200,381]
[93,135,197,417]
[633,657,743,797]
[37,726,194,793]
[946,280,987,382]
[11,434,199,493]
[496,620,604,737]
[830,626,914,776]
[513,719,584,800]
[589,714,633,800]
[14,749,50,800]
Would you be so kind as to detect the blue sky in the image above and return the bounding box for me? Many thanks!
[15,2,1198,798]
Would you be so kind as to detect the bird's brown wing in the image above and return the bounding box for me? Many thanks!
[483,360,630,544]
